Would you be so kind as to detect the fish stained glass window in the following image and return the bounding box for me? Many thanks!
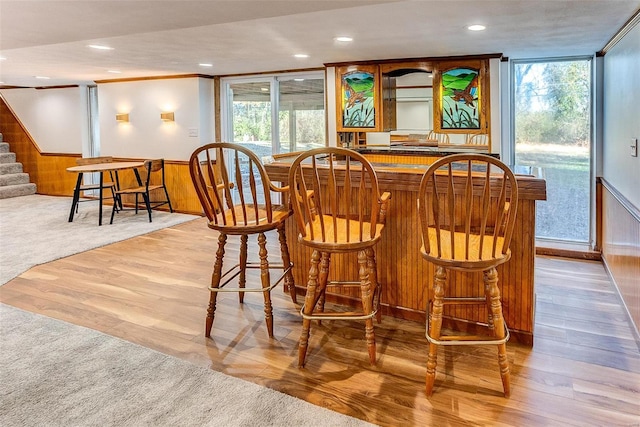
[341,70,376,128]
[440,67,480,129]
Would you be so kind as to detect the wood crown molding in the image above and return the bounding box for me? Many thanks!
[325,53,503,68]
[95,74,214,84]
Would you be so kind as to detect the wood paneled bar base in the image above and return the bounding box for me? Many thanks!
[265,150,546,345]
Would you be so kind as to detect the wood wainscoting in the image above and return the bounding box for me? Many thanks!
[601,178,640,338]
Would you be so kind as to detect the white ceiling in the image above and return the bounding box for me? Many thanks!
[1,0,638,87]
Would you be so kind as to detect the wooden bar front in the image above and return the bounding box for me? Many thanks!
[265,153,546,345]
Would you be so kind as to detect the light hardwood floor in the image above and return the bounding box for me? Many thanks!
[1,218,639,426]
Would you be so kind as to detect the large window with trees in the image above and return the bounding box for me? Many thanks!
[512,58,592,244]
[220,72,326,203]
[221,71,325,161]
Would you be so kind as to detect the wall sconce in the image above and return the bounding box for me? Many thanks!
[160,112,175,122]
[115,113,129,123]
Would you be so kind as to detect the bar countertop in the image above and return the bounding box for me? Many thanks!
[264,151,546,201]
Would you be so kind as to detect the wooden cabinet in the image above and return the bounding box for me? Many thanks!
[333,56,494,149]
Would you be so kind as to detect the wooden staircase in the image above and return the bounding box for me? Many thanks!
[0,133,37,199]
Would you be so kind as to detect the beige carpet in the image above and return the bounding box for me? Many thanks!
[0,194,199,285]
[0,304,375,427]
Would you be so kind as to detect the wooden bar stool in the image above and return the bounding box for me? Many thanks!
[417,154,519,397]
[189,143,296,338]
[288,147,390,367]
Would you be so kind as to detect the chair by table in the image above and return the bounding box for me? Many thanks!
[189,143,296,338]
[417,153,518,397]
[288,147,391,367]
[67,160,144,225]
[73,156,121,213]
[109,159,172,223]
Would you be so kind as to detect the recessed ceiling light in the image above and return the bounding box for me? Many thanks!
[294,54,309,59]
[335,36,353,42]
[107,70,122,74]
[294,78,305,82]
[199,63,213,67]
[35,76,50,80]
[87,44,114,50]
[467,24,486,31]
[0,56,6,61]
[260,87,269,92]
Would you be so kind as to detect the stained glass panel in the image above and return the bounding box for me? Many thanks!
[440,67,480,129]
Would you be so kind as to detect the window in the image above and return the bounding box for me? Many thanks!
[512,58,592,244]
[221,71,325,160]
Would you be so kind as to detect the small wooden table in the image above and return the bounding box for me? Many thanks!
[67,161,144,225]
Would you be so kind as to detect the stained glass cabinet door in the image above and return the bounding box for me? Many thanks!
[434,59,489,135]
[335,65,381,132]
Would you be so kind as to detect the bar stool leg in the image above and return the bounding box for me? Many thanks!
[358,250,376,365]
[299,249,321,367]
[258,232,274,338]
[315,252,330,325]
[426,266,447,396]
[239,234,248,304]
[206,233,227,338]
[484,267,510,397]
[365,247,382,324]
[277,224,296,304]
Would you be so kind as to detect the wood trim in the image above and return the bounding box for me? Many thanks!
[325,53,503,68]
[535,246,601,261]
[35,85,80,90]
[95,74,214,84]
[214,76,222,142]
[217,67,324,78]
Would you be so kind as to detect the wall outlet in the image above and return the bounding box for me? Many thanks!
[188,128,198,138]
[632,138,638,157]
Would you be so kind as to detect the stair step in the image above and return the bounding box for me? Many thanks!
[0,152,17,164]
[0,163,24,175]
[0,173,30,186]
[0,142,9,154]
[0,183,37,199]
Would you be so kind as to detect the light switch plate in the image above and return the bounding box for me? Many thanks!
[188,128,198,137]
[632,138,638,157]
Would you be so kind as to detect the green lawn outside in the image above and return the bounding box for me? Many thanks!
[516,143,590,242]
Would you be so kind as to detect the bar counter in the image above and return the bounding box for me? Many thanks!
[264,151,547,345]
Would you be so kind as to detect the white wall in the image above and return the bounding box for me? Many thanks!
[0,86,89,154]
[602,21,640,208]
[97,77,214,160]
